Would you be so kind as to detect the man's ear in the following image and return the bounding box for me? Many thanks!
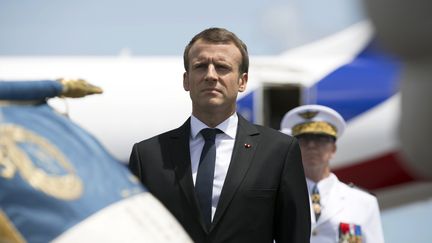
[183,72,190,91]
[238,73,248,92]
[330,144,337,159]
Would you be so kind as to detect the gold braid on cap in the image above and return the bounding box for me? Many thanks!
[292,121,337,137]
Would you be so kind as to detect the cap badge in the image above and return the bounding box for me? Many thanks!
[298,110,319,120]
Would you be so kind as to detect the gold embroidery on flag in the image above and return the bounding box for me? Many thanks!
[0,124,83,200]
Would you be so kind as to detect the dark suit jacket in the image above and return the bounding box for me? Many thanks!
[129,114,311,243]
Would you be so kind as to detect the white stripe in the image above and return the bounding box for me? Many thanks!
[247,21,373,91]
[52,193,192,243]
[332,94,400,168]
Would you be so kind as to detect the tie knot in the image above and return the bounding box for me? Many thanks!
[200,128,221,142]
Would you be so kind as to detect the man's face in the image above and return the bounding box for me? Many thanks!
[297,134,336,168]
[183,40,248,115]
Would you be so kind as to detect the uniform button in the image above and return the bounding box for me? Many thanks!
[312,229,318,236]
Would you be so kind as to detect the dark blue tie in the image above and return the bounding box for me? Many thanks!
[195,128,220,229]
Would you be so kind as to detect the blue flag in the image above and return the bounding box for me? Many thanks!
[0,80,191,243]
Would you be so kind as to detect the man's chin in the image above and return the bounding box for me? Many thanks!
[200,98,224,108]
[303,158,323,166]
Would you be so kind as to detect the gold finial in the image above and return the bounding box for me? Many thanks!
[58,78,103,98]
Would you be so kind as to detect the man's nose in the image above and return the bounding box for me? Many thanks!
[204,64,218,81]
[303,139,317,147]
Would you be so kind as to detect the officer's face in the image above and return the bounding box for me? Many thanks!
[183,40,248,116]
[297,134,336,167]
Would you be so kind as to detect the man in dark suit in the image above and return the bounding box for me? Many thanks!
[129,27,311,243]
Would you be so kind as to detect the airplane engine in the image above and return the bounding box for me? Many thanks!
[364,0,432,180]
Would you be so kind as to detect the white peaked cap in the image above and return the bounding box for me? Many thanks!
[280,105,346,138]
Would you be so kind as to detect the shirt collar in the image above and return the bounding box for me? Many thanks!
[190,113,238,139]
[306,173,337,195]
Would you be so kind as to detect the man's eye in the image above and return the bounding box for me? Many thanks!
[193,63,206,69]
[216,65,230,71]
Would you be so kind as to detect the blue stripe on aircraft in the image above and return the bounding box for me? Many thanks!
[236,41,401,124]
[237,91,255,123]
[311,41,402,121]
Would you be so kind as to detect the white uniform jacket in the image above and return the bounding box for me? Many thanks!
[307,173,385,243]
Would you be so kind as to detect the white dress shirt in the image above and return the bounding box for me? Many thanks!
[306,174,335,224]
[189,113,238,221]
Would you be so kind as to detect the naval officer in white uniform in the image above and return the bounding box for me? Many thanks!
[281,105,385,243]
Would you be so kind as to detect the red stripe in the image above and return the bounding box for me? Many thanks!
[333,152,417,190]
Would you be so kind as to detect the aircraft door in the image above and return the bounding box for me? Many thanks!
[262,84,301,130]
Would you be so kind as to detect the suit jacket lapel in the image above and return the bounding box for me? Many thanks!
[169,118,208,232]
[211,114,260,229]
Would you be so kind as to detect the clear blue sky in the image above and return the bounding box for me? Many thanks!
[0,0,364,55]
[1,1,430,242]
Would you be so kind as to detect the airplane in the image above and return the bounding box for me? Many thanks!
[1,20,431,214]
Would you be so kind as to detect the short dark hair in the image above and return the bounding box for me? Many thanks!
[183,27,249,74]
